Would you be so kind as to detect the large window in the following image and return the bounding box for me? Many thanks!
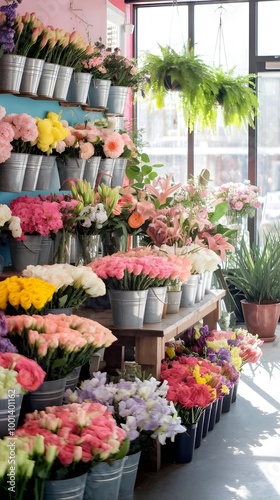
[134,0,280,238]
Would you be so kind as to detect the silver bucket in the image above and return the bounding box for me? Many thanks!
[44,472,88,500]
[83,156,101,187]
[0,396,22,439]
[88,78,111,108]
[0,54,26,93]
[111,158,128,188]
[67,72,92,104]
[0,152,28,192]
[118,452,141,500]
[107,86,129,115]
[37,62,59,98]
[96,158,115,188]
[22,154,43,191]
[57,158,86,190]
[9,234,42,272]
[181,274,200,307]
[36,156,56,190]
[84,458,126,500]
[25,377,67,412]
[108,290,148,328]
[53,65,74,101]
[195,274,204,303]
[65,366,82,391]
[166,290,182,314]
[144,286,167,323]
[37,235,53,265]
[20,57,44,96]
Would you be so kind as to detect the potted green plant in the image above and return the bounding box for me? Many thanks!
[210,67,259,128]
[141,43,217,131]
[225,234,280,342]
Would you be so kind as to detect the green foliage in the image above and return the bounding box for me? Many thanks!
[141,44,259,131]
[141,43,217,131]
[225,234,280,304]
[126,152,163,189]
[211,68,259,128]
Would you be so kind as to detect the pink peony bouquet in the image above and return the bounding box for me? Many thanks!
[0,352,46,397]
[9,195,64,240]
[4,314,117,380]
[88,250,192,290]
[0,106,38,163]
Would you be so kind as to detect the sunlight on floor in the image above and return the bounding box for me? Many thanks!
[256,461,280,496]
[224,484,252,499]
[239,379,278,413]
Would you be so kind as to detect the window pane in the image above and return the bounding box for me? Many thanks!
[257,73,280,237]
[258,0,280,55]
[136,6,189,183]
[194,2,249,185]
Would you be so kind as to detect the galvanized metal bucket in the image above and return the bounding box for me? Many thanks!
[0,153,28,192]
[88,78,111,108]
[107,86,129,115]
[66,72,92,104]
[37,62,59,98]
[0,54,26,93]
[53,65,74,101]
[22,154,42,191]
[20,57,44,96]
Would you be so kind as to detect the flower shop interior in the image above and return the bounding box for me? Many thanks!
[0,0,279,500]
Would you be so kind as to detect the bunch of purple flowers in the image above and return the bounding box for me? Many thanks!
[65,371,185,454]
[0,1,22,55]
[0,311,17,353]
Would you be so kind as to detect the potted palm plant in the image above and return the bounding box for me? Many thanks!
[225,234,280,342]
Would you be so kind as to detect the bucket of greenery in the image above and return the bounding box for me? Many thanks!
[225,233,280,342]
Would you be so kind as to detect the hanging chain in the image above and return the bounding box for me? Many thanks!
[213,5,228,70]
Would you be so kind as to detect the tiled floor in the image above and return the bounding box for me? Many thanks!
[134,328,280,500]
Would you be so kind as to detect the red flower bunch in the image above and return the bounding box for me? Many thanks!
[161,356,223,424]
[0,352,46,396]
[15,401,128,480]
[10,195,64,239]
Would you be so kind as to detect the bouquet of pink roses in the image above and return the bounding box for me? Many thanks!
[0,352,46,397]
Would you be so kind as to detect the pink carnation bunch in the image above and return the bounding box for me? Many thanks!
[9,195,64,239]
[0,107,39,161]
[5,313,117,380]
[15,401,127,480]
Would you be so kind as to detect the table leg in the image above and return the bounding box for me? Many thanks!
[135,336,165,379]
[203,299,221,330]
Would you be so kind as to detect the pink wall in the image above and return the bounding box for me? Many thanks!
[17,0,107,44]
[109,0,126,12]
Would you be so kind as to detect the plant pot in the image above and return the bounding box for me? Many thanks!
[111,158,128,188]
[164,74,182,91]
[67,72,92,105]
[53,65,74,101]
[23,377,67,413]
[36,156,56,190]
[96,158,115,188]
[0,395,23,439]
[118,452,141,500]
[194,411,205,449]
[181,274,199,307]
[166,290,182,314]
[83,156,101,187]
[22,154,43,191]
[107,86,129,115]
[241,300,279,342]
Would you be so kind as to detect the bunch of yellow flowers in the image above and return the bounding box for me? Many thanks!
[0,276,56,314]
[34,111,70,154]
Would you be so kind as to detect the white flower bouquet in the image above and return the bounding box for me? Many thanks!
[22,263,106,309]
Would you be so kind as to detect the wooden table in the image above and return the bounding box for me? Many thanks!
[79,289,226,379]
